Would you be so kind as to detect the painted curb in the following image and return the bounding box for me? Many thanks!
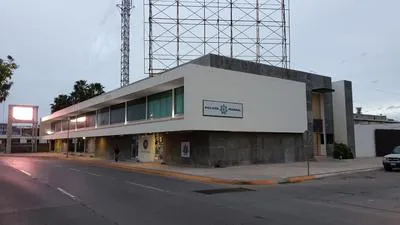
[313,167,382,179]
[0,154,382,186]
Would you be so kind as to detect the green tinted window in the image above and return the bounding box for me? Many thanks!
[174,87,184,115]
[127,97,146,121]
[148,90,172,119]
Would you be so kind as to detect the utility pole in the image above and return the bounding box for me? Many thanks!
[117,0,133,87]
[66,117,70,158]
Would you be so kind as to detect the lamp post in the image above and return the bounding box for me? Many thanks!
[66,117,70,158]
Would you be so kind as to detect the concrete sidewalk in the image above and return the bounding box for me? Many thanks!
[0,152,383,185]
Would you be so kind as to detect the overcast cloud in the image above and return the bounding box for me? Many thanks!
[0,0,399,120]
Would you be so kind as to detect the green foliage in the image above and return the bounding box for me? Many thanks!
[333,143,354,159]
[0,55,18,102]
[51,80,105,113]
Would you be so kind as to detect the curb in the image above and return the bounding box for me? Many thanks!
[313,167,382,179]
[0,154,381,186]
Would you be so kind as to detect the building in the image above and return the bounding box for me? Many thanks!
[354,107,399,125]
[40,54,354,166]
[332,80,356,155]
[0,123,47,153]
[355,123,400,157]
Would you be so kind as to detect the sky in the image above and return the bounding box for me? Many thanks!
[0,0,399,121]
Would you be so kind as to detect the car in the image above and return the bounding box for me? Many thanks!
[382,146,400,171]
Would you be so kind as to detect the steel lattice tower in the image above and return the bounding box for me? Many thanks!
[118,0,133,87]
[144,0,290,75]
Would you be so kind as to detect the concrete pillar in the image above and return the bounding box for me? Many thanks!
[6,105,12,153]
[74,138,77,153]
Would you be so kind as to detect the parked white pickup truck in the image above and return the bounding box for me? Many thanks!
[383,146,400,171]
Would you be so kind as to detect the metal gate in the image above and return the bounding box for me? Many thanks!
[374,129,400,156]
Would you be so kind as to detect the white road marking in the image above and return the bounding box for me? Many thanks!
[87,172,101,177]
[18,169,31,177]
[57,187,76,199]
[125,181,165,192]
[69,168,81,172]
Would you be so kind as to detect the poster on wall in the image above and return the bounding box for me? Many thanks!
[203,100,243,118]
[181,141,190,158]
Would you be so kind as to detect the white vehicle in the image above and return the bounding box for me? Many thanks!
[382,146,400,171]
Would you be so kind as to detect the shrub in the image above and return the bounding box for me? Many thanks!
[333,143,354,159]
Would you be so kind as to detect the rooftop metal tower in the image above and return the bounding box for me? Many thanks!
[144,0,290,75]
[117,0,133,87]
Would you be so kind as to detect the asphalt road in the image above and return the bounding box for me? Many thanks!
[0,156,399,225]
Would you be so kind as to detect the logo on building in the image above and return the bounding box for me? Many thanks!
[220,104,228,115]
[203,100,243,118]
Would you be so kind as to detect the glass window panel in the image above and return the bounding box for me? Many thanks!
[110,103,125,124]
[97,107,110,126]
[85,112,96,127]
[76,114,86,129]
[69,117,76,130]
[174,86,184,115]
[61,120,69,131]
[147,90,172,119]
[127,97,146,121]
[54,121,62,132]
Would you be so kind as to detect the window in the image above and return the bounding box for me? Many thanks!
[174,86,184,115]
[76,114,86,129]
[110,103,125,124]
[97,107,110,126]
[85,112,96,127]
[326,134,334,144]
[61,120,69,131]
[53,121,62,132]
[147,90,172,119]
[127,97,146,121]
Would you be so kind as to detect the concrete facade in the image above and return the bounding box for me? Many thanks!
[332,80,356,156]
[192,54,335,157]
[40,54,354,166]
[355,124,400,157]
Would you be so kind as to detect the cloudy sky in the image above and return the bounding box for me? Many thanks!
[0,0,399,121]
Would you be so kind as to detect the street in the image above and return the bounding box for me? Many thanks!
[0,156,399,225]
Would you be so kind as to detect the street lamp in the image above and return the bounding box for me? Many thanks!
[66,117,70,158]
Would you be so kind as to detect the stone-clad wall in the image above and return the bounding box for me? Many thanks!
[192,54,335,158]
[163,131,303,167]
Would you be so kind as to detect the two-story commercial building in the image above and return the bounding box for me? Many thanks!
[40,54,355,166]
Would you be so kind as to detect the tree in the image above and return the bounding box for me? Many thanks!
[50,94,72,113]
[50,80,105,113]
[0,55,18,102]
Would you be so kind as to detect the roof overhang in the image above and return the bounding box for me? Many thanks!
[312,88,335,93]
[41,75,184,122]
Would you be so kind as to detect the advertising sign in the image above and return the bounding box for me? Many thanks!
[203,100,243,118]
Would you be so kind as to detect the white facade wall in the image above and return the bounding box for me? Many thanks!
[332,81,348,144]
[41,63,308,140]
[184,64,307,133]
[355,124,400,157]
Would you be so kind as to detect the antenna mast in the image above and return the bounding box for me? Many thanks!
[117,0,133,87]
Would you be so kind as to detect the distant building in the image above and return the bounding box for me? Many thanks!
[0,123,47,153]
[353,107,399,125]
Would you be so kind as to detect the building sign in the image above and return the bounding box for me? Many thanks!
[181,141,190,158]
[203,100,243,118]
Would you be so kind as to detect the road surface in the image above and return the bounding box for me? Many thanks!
[0,156,399,225]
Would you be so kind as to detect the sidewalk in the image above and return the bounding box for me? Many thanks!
[0,152,383,185]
